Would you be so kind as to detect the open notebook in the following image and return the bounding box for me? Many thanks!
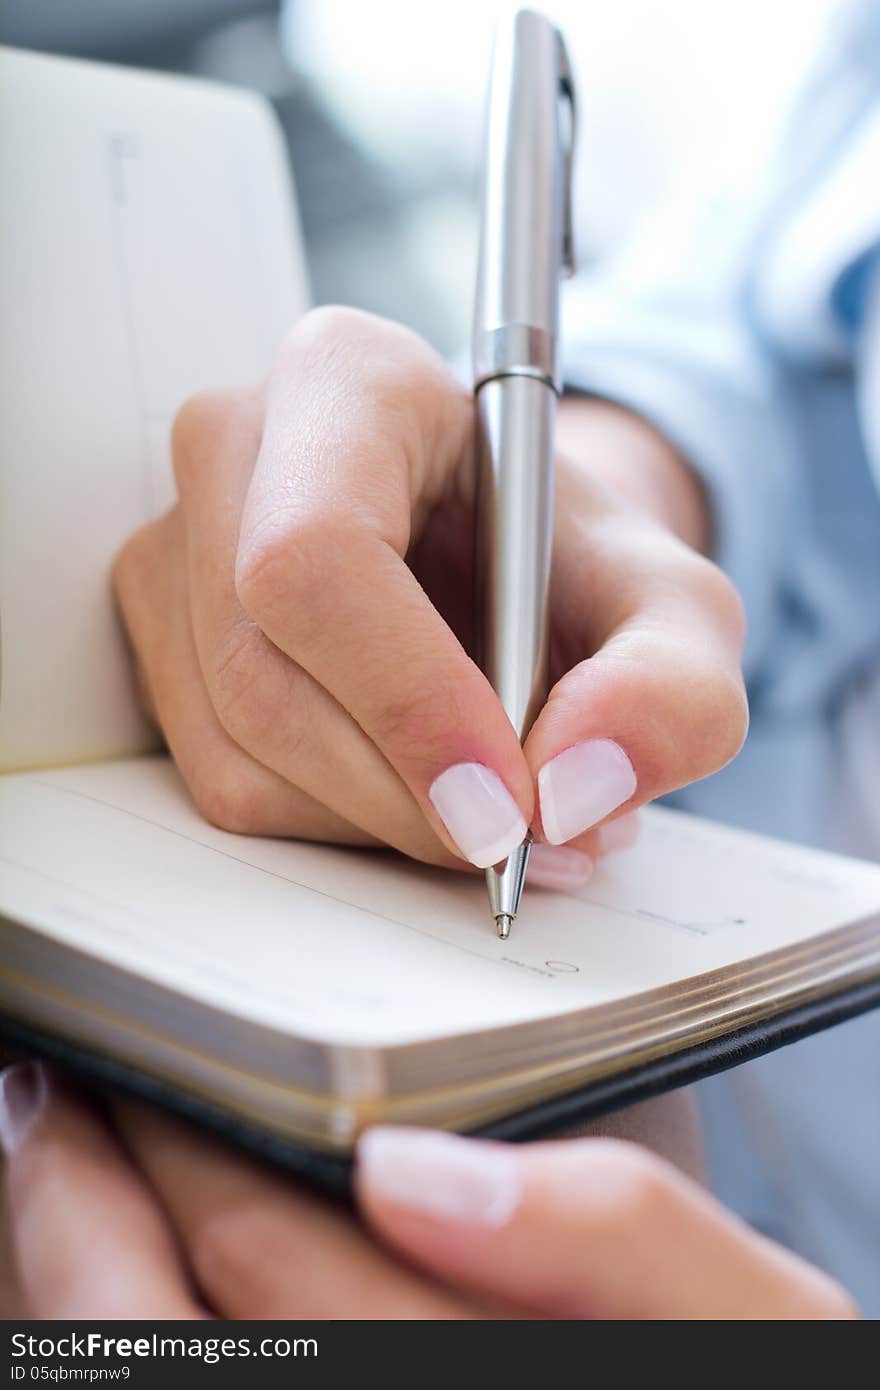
[3,758,880,1171]
[2,48,880,1185]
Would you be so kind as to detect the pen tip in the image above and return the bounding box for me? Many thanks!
[496,913,513,940]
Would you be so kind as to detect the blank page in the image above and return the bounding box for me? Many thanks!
[2,758,880,1047]
[0,49,308,771]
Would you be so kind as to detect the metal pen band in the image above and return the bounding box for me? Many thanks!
[472,324,558,392]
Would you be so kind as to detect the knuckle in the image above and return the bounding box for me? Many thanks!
[691,554,747,647]
[274,306,382,387]
[234,528,291,619]
[276,307,456,419]
[598,651,748,787]
[639,553,749,777]
[823,1287,861,1321]
[172,387,248,449]
[284,303,373,349]
[112,521,158,602]
[210,627,311,756]
[235,513,353,637]
[579,1140,671,1237]
[171,387,254,493]
[681,664,749,769]
[189,1203,258,1295]
[639,660,748,781]
[280,304,417,362]
[370,688,438,754]
[370,668,485,764]
[191,1202,305,1308]
[188,756,273,836]
[111,510,178,627]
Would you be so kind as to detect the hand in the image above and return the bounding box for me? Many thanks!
[0,1066,856,1319]
[0,1067,484,1319]
[113,308,747,884]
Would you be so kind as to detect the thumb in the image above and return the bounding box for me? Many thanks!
[355,1128,856,1320]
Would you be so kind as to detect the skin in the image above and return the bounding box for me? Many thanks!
[0,1076,857,1320]
[5,307,841,1319]
[112,307,747,865]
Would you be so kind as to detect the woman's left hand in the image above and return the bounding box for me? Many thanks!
[0,1067,479,1319]
[0,1065,856,1320]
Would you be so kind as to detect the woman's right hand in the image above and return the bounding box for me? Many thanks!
[114,307,747,880]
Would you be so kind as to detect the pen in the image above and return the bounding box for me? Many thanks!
[472,8,575,939]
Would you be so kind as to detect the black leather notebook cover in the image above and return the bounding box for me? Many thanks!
[2,977,879,1200]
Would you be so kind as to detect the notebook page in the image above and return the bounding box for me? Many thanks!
[2,758,879,1047]
[0,49,308,771]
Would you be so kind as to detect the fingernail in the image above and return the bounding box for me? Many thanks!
[598,810,641,855]
[0,1063,47,1156]
[358,1127,521,1227]
[528,843,594,890]
[428,763,527,868]
[538,739,636,845]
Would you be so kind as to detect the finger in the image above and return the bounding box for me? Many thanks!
[112,1102,484,1319]
[525,812,642,891]
[114,508,378,846]
[0,1065,200,1318]
[526,468,748,845]
[527,843,594,891]
[172,387,463,868]
[357,1129,858,1320]
[593,808,641,854]
[235,308,533,869]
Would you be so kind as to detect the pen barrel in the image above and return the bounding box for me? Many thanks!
[472,8,570,390]
[473,374,556,742]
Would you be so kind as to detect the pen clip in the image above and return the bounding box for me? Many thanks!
[556,29,576,279]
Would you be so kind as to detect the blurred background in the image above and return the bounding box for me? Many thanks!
[0,0,841,355]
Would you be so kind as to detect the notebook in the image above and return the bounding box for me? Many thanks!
[2,48,880,1192]
[0,45,308,774]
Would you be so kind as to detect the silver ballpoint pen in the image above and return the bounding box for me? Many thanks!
[472,9,575,939]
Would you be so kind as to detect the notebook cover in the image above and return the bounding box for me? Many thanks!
[1,976,879,1200]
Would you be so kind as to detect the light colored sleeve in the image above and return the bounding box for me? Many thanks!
[562,192,802,681]
[562,0,880,685]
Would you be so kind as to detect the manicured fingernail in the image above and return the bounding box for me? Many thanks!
[0,1063,47,1156]
[428,763,527,868]
[598,810,641,855]
[358,1128,521,1226]
[538,739,636,845]
[528,843,594,890]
